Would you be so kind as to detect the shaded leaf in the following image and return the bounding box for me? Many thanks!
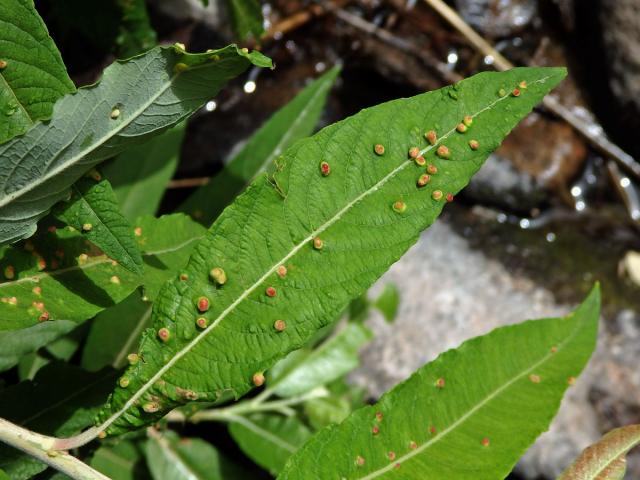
[0,363,116,480]
[92,67,566,436]
[0,44,271,245]
[304,396,352,431]
[0,0,75,144]
[91,440,150,480]
[179,66,340,224]
[56,177,144,275]
[105,124,186,221]
[373,284,399,323]
[558,424,640,480]
[279,286,600,479]
[116,0,157,58]
[268,322,372,398]
[223,0,264,41]
[145,430,224,480]
[229,414,311,475]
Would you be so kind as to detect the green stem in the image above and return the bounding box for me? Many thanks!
[0,418,108,480]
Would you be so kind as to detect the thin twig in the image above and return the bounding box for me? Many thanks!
[421,0,640,181]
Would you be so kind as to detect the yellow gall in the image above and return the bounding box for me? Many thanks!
[313,237,324,250]
[408,147,420,159]
[78,253,88,264]
[38,311,49,322]
[252,372,265,387]
[210,267,227,285]
[519,80,528,89]
[274,319,286,332]
[469,139,480,150]
[550,346,558,353]
[119,377,130,388]
[32,286,42,295]
[110,108,120,120]
[241,47,249,54]
[435,377,445,388]
[110,275,120,285]
[414,156,426,167]
[0,60,7,69]
[436,145,450,159]
[356,456,365,466]
[4,265,15,279]
[417,174,430,187]
[158,327,171,342]
[174,42,186,51]
[456,123,467,133]
[463,115,473,127]
[196,317,208,329]
[134,227,142,236]
[127,353,139,365]
[82,223,92,232]
[529,374,541,384]
[425,130,437,145]
[392,200,407,213]
[32,301,44,310]
[427,164,438,175]
[174,62,189,73]
[375,411,383,422]
[277,265,287,278]
[374,144,385,155]
[98,431,107,439]
[568,376,576,385]
[432,190,444,201]
[143,402,160,413]
[409,441,417,450]
[388,451,396,461]
[180,273,189,281]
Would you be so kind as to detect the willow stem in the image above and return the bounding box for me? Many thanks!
[0,418,108,480]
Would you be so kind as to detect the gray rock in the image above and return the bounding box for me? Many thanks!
[350,218,640,478]
[453,0,537,37]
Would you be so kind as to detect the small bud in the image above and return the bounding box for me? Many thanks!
[127,353,139,365]
[82,223,93,232]
[143,402,160,413]
[4,265,15,279]
[392,200,407,213]
[436,145,450,159]
[252,372,265,386]
[110,108,120,120]
[276,265,287,278]
[374,144,385,155]
[265,286,277,297]
[356,456,365,466]
[158,327,170,342]
[427,164,438,175]
[110,275,120,285]
[0,60,7,69]
[456,123,467,133]
[469,139,479,150]
[210,267,227,285]
[408,147,420,159]
[134,227,142,236]
[417,174,430,187]
[319,161,331,176]
[481,437,490,447]
[119,377,130,388]
[512,88,521,97]
[425,130,437,145]
[432,190,443,201]
[274,319,286,331]
[446,192,454,203]
[174,62,189,73]
[196,317,208,329]
[414,156,426,167]
[197,296,210,312]
[313,237,324,250]
[435,377,445,388]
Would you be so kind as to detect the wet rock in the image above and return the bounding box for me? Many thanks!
[350,209,640,478]
[454,0,537,37]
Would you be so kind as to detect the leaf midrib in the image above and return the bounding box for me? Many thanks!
[0,58,225,207]
[93,75,552,435]
[150,431,201,480]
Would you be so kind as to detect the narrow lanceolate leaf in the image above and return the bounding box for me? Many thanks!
[279,286,600,479]
[91,441,149,480]
[179,66,340,224]
[89,67,565,438]
[81,213,206,371]
[56,177,144,274]
[105,123,186,221]
[0,45,271,245]
[0,363,116,480]
[0,0,75,144]
[224,0,264,40]
[145,430,225,480]
[268,322,372,398]
[558,424,640,480]
[229,414,312,476]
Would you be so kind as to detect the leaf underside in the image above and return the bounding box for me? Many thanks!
[93,67,566,436]
[0,0,76,144]
[0,44,271,245]
[558,424,640,480]
[279,286,600,479]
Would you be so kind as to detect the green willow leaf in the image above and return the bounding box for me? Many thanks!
[116,0,157,58]
[105,124,186,221]
[179,66,340,225]
[373,284,399,323]
[0,363,116,480]
[229,414,312,476]
[268,322,373,398]
[0,44,271,245]
[224,0,264,40]
[88,67,565,437]
[81,214,205,371]
[558,424,640,480]
[145,430,225,480]
[91,440,150,480]
[279,286,600,479]
[0,0,75,144]
[56,176,144,275]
